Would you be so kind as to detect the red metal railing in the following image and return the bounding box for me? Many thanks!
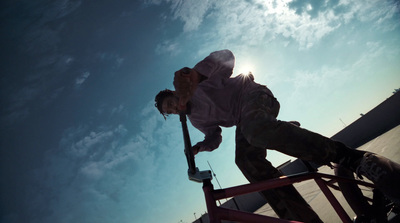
[202,172,375,223]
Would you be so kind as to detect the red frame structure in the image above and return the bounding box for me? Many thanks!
[201,172,375,223]
[179,114,378,223]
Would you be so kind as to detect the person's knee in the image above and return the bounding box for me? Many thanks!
[235,151,258,174]
[241,120,279,148]
[235,153,281,180]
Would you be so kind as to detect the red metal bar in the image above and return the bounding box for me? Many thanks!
[213,173,316,200]
[316,173,375,188]
[213,172,374,201]
[203,172,375,223]
[203,180,220,223]
[203,179,303,223]
[314,177,352,223]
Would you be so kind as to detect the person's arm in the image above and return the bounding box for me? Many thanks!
[173,68,204,110]
[192,125,223,154]
[193,49,235,79]
[174,49,235,111]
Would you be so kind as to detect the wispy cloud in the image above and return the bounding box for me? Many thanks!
[111,104,125,116]
[148,0,399,50]
[146,0,213,31]
[281,39,393,111]
[170,0,213,32]
[1,84,41,125]
[23,100,188,222]
[97,52,125,69]
[75,71,91,86]
[155,40,181,55]
[19,0,81,56]
[1,1,82,126]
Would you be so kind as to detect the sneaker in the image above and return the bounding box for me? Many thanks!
[289,121,301,127]
[356,152,400,202]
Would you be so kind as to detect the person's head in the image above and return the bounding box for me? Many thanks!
[155,89,179,119]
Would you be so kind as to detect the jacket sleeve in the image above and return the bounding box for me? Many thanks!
[190,120,222,152]
[193,49,235,79]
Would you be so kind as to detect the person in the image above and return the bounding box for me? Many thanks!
[155,49,400,222]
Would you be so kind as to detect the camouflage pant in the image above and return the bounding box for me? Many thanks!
[235,127,323,222]
[234,85,345,222]
[239,85,339,164]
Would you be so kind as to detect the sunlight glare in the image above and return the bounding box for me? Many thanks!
[235,62,255,77]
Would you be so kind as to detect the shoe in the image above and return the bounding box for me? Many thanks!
[289,121,301,127]
[356,153,400,203]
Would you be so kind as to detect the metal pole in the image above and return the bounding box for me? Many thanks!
[180,113,196,174]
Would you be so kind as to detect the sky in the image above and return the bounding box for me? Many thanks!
[0,0,399,223]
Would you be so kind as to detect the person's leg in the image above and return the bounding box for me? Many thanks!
[235,126,323,223]
[240,86,400,201]
[355,153,400,202]
[240,86,338,164]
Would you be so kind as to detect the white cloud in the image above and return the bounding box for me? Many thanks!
[280,39,391,115]
[116,57,125,68]
[71,130,114,157]
[167,0,213,32]
[155,39,181,55]
[3,20,82,125]
[210,0,344,50]
[111,105,125,116]
[55,103,172,184]
[97,52,125,69]
[148,0,398,50]
[54,0,82,18]
[81,161,105,179]
[32,103,186,220]
[65,56,74,64]
[1,1,82,127]
[75,71,90,86]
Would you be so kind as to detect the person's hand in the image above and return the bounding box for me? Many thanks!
[191,145,200,156]
[173,67,200,111]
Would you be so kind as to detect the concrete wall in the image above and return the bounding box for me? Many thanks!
[331,92,400,148]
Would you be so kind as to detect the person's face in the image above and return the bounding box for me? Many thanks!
[161,96,179,115]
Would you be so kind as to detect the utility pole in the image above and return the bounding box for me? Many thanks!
[207,161,240,210]
[339,118,347,127]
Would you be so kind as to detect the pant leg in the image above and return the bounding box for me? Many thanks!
[240,86,340,165]
[235,125,323,223]
[238,86,384,220]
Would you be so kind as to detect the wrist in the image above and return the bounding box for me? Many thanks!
[192,145,200,155]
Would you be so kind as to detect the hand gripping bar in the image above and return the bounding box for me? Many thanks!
[179,113,212,182]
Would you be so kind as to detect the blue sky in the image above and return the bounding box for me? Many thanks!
[1,0,399,222]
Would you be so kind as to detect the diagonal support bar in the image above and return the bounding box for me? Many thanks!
[314,177,352,223]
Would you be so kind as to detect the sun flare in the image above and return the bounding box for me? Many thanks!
[235,62,255,76]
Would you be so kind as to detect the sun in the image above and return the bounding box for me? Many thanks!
[235,62,256,77]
